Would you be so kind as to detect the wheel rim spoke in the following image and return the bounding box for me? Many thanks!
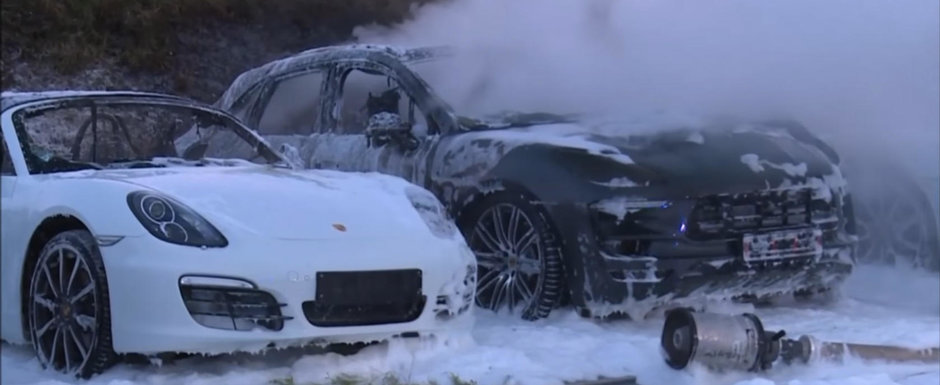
[62,327,72,372]
[66,255,81,296]
[35,318,56,338]
[507,208,521,246]
[57,249,69,299]
[490,274,509,311]
[34,295,57,312]
[475,251,503,269]
[474,222,503,253]
[69,283,94,303]
[515,276,534,299]
[50,327,62,368]
[476,269,502,293]
[491,207,509,245]
[513,228,536,253]
[68,327,88,361]
[505,274,516,312]
[74,315,96,331]
[41,265,60,299]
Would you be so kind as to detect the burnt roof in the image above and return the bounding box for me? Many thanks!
[215,44,448,110]
[1,91,196,112]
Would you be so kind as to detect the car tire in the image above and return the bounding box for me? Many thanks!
[847,163,940,271]
[459,191,565,321]
[27,230,116,379]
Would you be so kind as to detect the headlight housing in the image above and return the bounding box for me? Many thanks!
[405,186,459,239]
[126,191,228,247]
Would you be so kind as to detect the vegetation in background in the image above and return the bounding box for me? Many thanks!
[1,0,437,100]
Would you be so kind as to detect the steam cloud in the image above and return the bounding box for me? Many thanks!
[354,0,939,174]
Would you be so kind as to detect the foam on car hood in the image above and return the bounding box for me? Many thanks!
[53,165,441,241]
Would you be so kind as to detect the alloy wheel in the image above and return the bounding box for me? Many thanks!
[469,203,544,315]
[855,189,936,269]
[29,243,99,375]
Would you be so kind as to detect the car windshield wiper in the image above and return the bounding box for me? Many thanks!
[148,156,262,167]
[103,159,168,169]
[37,156,103,174]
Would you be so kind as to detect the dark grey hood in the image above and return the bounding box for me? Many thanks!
[591,127,839,195]
[450,113,843,198]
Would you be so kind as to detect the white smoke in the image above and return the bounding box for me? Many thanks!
[352,0,940,273]
[354,0,938,156]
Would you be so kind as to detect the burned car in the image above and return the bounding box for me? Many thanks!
[213,44,858,321]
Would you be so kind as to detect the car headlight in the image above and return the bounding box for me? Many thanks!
[405,186,459,239]
[126,191,228,247]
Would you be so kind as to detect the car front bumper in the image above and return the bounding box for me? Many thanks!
[98,234,475,355]
[543,188,857,318]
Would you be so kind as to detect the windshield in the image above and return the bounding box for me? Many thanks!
[404,57,472,113]
[404,55,576,129]
[12,98,284,174]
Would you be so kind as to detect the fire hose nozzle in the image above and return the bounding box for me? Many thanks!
[797,335,820,364]
[661,308,940,373]
[660,307,776,372]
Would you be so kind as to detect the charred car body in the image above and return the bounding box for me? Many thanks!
[213,44,858,321]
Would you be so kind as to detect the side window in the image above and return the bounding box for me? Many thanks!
[258,71,324,135]
[338,69,429,137]
[1,136,14,175]
[228,83,264,122]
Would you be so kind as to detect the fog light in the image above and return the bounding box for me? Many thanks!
[179,280,293,332]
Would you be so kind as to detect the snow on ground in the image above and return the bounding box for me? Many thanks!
[2,264,938,385]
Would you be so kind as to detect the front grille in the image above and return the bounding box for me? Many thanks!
[303,269,426,327]
[688,188,834,240]
[180,285,291,331]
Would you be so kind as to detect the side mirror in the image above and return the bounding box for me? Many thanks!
[364,112,415,151]
[365,112,410,137]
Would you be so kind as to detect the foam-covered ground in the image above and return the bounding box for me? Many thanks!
[2,264,938,385]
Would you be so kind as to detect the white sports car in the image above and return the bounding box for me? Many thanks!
[0,91,477,378]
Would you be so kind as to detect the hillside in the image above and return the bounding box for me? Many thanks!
[0,0,435,103]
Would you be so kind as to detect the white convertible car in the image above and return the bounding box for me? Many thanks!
[0,91,477,378]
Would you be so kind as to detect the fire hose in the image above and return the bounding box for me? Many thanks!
[660,307,940,372]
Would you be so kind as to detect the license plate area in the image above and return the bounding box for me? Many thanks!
[306,269,426,327]
[314,269,422,305]
[742,228,822,263]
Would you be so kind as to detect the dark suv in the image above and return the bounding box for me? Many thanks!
[210,44,857,321]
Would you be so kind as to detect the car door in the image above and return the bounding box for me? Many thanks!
[0,127,30,340]
[243,67,334,165]
[0,135,19,255]
[308,63,440,185]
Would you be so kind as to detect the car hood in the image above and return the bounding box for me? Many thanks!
[66,166,428,240]
[457,113,843,196]
[594,126,840,195]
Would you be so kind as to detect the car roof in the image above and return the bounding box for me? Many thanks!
[1,90,202,112]
[216,44,449,110]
